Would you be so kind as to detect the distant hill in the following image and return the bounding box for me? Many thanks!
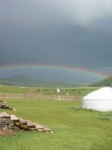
[90,76,112,87]
[0,75,84,87]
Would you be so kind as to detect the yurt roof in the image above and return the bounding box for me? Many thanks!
[83,87,112,100]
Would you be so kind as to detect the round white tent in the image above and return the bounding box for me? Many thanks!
[82,87,112,111]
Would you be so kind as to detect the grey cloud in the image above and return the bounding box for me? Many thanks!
[1,0,112,27]
[0,23,112,68]
[0,0,112,79]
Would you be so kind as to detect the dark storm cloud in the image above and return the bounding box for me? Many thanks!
[0,0,112,74]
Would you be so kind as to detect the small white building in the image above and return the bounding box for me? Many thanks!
[82,87,112,111]
[56,88,60,93]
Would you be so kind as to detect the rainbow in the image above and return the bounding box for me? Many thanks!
[0,63,109,79]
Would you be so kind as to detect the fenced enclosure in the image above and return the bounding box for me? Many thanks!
[0,92,83,101]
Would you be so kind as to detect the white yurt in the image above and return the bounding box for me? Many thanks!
[82,87,112,111]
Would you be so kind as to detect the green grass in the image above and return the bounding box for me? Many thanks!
[0,85,97,96]
[0,99,112,150]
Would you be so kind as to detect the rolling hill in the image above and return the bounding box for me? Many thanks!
[0,75,83,87]
[90,76,112,87]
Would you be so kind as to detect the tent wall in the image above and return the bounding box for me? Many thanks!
[83,99,112,111]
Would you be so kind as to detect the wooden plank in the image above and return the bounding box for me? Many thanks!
[33,123,44,130]
[10,115,19,121]
[0,113,5,118]
[19,118,27,125]
[1,112,10,118]
[43,127,53,133]
[26,121,36,128]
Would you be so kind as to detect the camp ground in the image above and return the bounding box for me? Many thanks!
[0,86,112,150]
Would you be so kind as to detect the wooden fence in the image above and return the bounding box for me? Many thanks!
[0,93,83,101]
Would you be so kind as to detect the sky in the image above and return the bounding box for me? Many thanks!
[0,0,112,83]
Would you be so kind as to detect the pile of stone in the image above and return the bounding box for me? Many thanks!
[0,100,16,111]
[0,112,52,135]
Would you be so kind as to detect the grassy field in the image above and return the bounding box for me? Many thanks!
[0,98,112,150]
[0,85,98,95]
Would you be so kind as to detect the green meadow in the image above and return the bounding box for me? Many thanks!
[0,85,97,95]
[0,97,112,150]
